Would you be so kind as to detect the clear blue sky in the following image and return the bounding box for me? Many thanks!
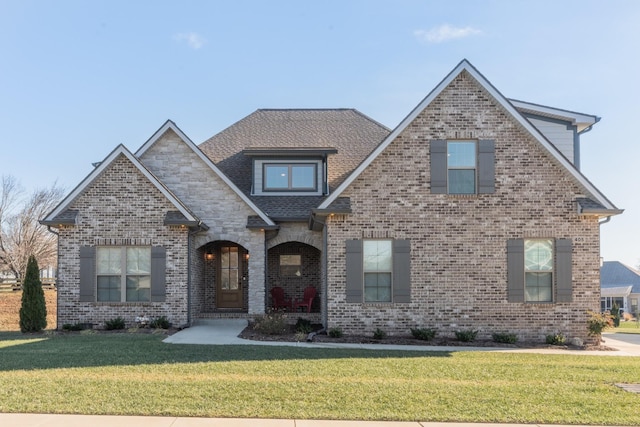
[1,0,638,266]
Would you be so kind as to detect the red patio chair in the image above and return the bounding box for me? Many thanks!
[294,286,317,313]
[270,286,292,311]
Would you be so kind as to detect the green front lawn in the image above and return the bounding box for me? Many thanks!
[0,332,639,425]
[614,321,640,334]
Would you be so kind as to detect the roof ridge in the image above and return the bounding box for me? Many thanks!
[256,108,357,112]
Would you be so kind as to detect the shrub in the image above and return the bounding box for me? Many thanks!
[104,317,126,330]
[455,329,478,342]
[62,322,86,331]
[492,332,518,344]
[587,310,613,336]
[149,316,171,329]
[253,311,288,335]
[294,331,307,342]
[410,327,437,341]
[545,333,566,345]
[611,303,621,327]
[295,318,313,334]
[19,255,47,333]
[328,327,343,338]
[373,328,386,340]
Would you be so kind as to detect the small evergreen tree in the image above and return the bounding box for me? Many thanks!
[19,255,47,333]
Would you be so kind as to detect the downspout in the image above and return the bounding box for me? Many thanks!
[47,226,60,330]
[322,218,328,328]
[599,216,612,226]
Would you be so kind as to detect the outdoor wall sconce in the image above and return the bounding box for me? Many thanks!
[205,252,214,261]
[245,253,250,260]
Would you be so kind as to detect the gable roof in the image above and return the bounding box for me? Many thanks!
[601,261,640,294]
[41,144,201,227]
[318,59,621,216]
[136,120,276,227]
[199,109,390,219]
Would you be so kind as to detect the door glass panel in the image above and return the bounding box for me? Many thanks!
[221,270,230,290]
[220,247,239,291]
[229,270,239,290]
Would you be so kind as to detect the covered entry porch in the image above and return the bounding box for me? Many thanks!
[196,240,250,314]
[266,241,322,324]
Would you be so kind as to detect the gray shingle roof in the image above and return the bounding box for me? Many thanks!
[601,261,640,294]
[40,209,78,226]
[199,109,390,220]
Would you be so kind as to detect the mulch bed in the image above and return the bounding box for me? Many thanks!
[239,324,616,351]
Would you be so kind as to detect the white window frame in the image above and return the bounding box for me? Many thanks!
[447,140,477,194]
[96,246,151,302]
[524,239,554,303]
[363,239,393,303]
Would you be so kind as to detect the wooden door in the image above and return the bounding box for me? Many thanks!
[216,246,243,308]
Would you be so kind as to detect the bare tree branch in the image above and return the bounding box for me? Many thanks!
[0,176,63,280]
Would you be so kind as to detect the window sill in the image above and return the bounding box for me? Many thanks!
[446,193,479,198]
[91,301,154,305]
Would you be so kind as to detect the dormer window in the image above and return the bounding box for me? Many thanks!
[243,147,337,196]
[264,163,317,191]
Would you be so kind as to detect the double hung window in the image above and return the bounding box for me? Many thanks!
[345,239,411,304]
[430,139,495,195]
[524,239,553,302]
[507,238,572,304]
[363,240,393,302]
[97,247,151,302]
[447,141,477,194]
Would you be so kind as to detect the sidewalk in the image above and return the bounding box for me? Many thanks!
[0,414,630,427]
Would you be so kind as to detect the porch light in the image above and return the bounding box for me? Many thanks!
[245,253,250,260]
[205,252,214,261]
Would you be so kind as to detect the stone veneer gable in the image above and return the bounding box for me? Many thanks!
[138,129,266,316]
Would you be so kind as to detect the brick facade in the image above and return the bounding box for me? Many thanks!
[325,71,601,343]
[49,64,613,344]
[56,154,190,328]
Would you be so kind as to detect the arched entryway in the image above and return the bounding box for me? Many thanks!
[199,241,249,312]
[267,242,320,314]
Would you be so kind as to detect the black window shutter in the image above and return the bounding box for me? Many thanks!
[392,239,411,303]
[478,139,495,194]
[79,246,96,302]
[555,239,573,302]
[345,240,363,303]
[430,140,447,194]
[507,239,525,303]
[151,246,166,302]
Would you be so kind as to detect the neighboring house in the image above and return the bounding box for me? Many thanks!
[601,261,640,317]
[41,60,622,343]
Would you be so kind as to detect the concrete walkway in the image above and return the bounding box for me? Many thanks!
[0,414,631,427]
[163,319,640,356]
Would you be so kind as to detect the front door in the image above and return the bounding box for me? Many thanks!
[216,246,243,309]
